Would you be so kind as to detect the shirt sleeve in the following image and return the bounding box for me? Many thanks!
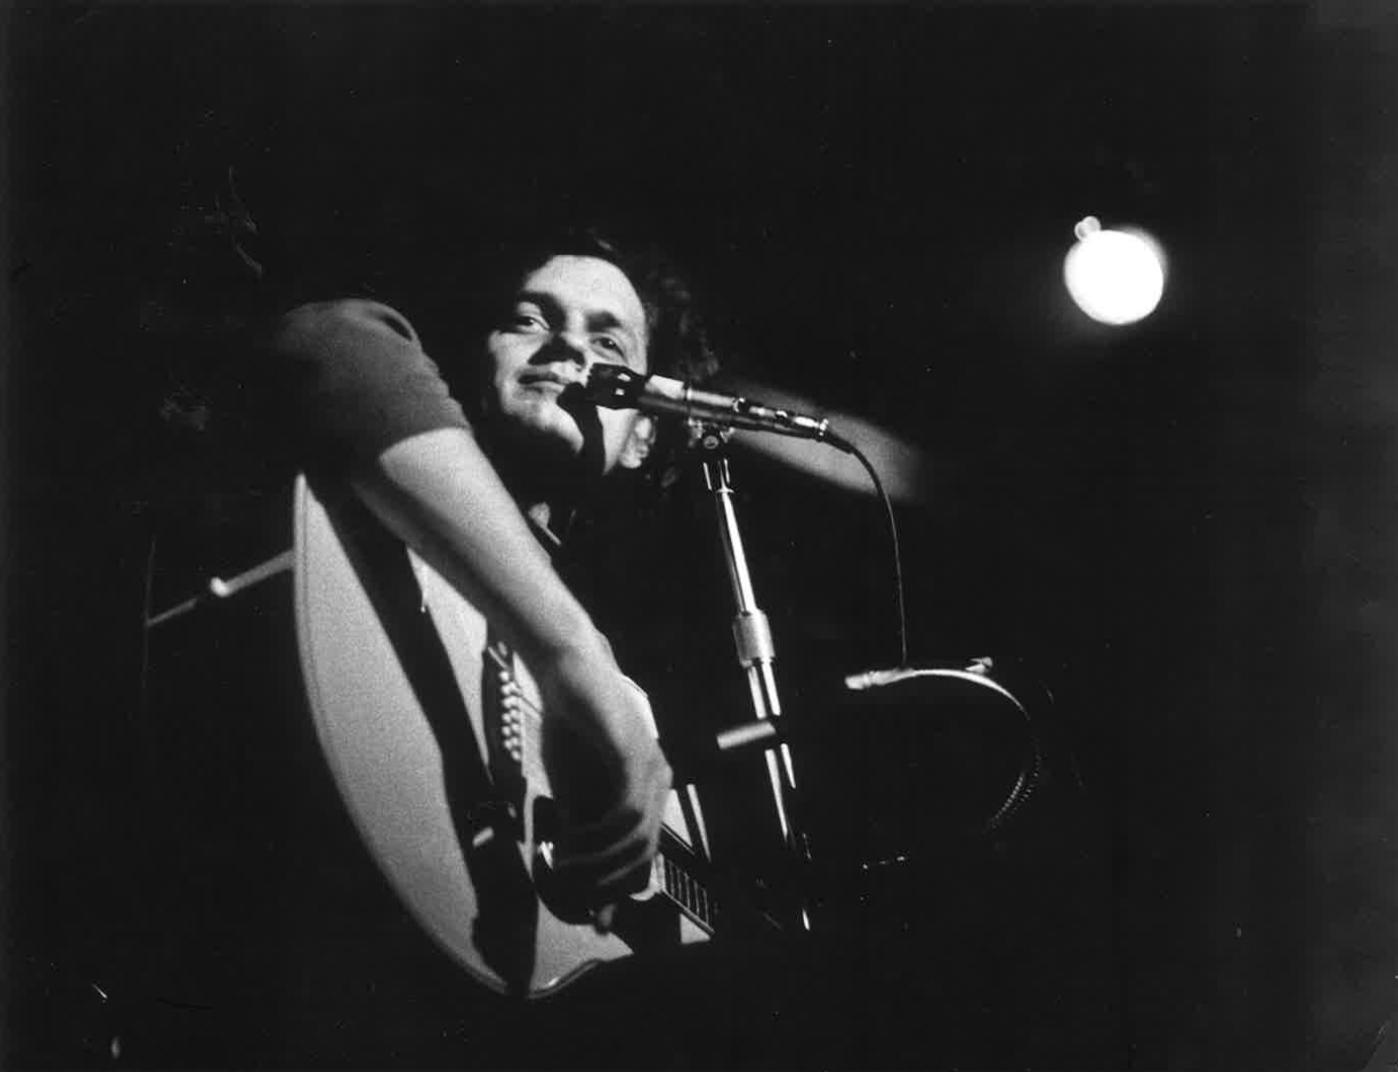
[263,298,472,476]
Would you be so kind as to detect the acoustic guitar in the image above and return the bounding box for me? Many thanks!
[291,475,714,999]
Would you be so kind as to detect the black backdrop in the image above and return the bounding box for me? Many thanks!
[5,4,1396,1069]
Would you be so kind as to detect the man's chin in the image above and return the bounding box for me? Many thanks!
[495,401,584,457]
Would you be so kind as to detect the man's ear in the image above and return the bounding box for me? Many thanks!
[618,414,656,470]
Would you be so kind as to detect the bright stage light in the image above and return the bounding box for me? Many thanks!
[1063,216,1166,325]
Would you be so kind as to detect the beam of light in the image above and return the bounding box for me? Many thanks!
[721,376,929,504]
[1063,216,1166,325]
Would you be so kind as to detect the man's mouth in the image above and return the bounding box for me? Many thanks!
[519,371,579,393]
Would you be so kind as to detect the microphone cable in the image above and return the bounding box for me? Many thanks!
[826,432,909,672]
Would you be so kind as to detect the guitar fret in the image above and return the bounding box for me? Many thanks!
[659,853,713,927]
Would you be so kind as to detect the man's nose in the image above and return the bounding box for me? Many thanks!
[538,329,590,368]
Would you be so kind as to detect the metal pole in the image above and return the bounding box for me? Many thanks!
[696,431,811,926]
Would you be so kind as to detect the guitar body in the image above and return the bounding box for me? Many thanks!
[292,476,710,999]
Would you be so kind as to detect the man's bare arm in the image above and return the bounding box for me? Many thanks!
[349,427,671,901]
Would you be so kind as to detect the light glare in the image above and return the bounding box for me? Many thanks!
[1063,222,1166,325]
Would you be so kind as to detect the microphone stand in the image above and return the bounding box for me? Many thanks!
[689,420,812,932]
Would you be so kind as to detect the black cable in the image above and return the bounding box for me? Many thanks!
[827,432,909,670]
[825,432,1059,835]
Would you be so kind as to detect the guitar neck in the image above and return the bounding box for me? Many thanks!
[656,832,717,934]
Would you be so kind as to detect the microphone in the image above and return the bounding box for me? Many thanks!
[582,364,847,447]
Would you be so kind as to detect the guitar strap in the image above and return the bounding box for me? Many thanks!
[320,488,540,987]
[556,387,608,542]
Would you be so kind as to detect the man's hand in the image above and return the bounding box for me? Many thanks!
[537,646,673,918]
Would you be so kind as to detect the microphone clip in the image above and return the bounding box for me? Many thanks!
[581,363,648,408]
[686,419,733,454]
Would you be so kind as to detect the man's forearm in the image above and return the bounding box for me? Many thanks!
[351,426,612,679]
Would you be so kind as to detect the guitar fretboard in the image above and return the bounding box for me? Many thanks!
[659,840,716,932]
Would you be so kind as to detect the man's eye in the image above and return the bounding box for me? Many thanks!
[510,310,546,330]
[594,336,623,354]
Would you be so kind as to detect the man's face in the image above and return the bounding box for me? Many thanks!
[483,255,652,473]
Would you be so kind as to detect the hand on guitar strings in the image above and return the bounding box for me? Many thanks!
[538,648,674,931]
[548,742,672,933]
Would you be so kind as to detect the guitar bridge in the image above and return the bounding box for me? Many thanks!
[464,798,522,845]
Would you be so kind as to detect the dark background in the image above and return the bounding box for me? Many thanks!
[4,3,1396,1069]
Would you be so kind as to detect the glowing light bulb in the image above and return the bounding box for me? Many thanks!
[1064,217,1166,325]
